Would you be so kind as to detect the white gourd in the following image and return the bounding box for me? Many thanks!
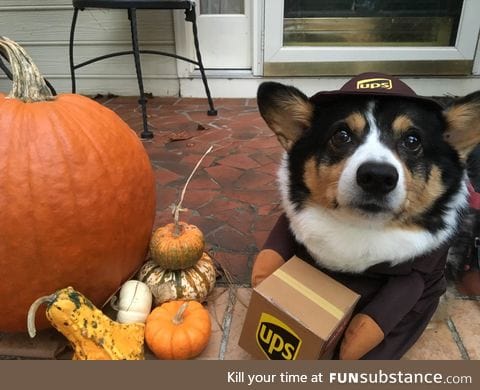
[115,280,152,324]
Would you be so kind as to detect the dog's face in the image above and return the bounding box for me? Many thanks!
[258,82,480,271]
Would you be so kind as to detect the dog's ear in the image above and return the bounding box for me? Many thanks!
[444,91,480,161]
[257,82,313,150]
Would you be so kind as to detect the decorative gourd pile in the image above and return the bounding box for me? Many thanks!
[26,148,217,360]
[28,284,212,360]
[139,148,216,359]
[137,146,216,305]
[0,37,156,332]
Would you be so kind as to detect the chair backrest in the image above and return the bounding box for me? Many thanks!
[73,0,193,10]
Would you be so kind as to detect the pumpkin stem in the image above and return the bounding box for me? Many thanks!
[172,145,213,236]
[172,301,189,325]
[0,37,54,102]
[27,294,56,338]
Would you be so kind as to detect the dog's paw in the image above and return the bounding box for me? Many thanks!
[339,313,384,360]
[251,249,286,287]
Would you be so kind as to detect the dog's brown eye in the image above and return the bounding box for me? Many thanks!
[331,129,352,147]
[402,133,422,151]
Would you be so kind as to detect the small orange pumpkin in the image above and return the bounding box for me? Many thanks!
[150,222,204,270]
[145,300,211,360]
[149,146,212,270]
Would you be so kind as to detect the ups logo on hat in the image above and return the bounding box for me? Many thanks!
[256,312,302,360]
[357,78,393,90]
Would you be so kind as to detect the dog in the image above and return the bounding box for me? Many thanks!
[252,73,480,359]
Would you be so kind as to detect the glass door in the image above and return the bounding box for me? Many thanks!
[263,0,480,75]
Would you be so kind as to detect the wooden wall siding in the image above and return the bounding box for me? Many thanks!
[0,1,180,96]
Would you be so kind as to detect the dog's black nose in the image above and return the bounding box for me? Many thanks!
[356,162,398,195]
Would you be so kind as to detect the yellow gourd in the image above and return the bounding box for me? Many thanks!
[27,286,145,360]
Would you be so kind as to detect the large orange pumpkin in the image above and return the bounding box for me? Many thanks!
[0,37,156,331]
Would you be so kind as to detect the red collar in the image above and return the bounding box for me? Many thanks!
[468,183,480,210]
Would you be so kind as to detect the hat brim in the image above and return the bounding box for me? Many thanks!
[310,90,444,111]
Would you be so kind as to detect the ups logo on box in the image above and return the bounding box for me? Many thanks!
[256,312,302,360]
[356,78,392,90]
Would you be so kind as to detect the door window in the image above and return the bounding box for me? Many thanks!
[264,0,480,75]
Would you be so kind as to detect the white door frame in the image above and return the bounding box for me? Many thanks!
[174,0,255,76]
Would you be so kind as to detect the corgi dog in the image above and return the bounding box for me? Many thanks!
[253,73,480,359]
[252,73,480,360]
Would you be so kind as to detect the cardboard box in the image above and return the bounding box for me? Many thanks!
[239,256,360,360]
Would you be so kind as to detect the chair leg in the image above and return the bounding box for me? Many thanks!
[69,8,79,93]
[128,8,153,139]
[187,5,217,116]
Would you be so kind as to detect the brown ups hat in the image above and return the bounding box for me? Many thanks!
[310,72,443,110]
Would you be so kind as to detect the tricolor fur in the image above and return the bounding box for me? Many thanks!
[258,82,480,273]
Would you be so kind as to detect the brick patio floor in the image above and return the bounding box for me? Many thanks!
[1,95,479,360]
[101,95,284,286]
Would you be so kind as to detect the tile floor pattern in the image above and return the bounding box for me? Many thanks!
[0,96,479,360]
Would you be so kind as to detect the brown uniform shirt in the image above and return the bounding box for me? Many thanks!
[260,213,448,359]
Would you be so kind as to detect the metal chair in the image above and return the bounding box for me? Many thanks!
[69,0,217,139]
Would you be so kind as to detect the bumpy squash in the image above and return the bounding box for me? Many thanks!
[145,300,211,360]
[28,287,145,360]
[137,252,216,305]
[0,38,156,331]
